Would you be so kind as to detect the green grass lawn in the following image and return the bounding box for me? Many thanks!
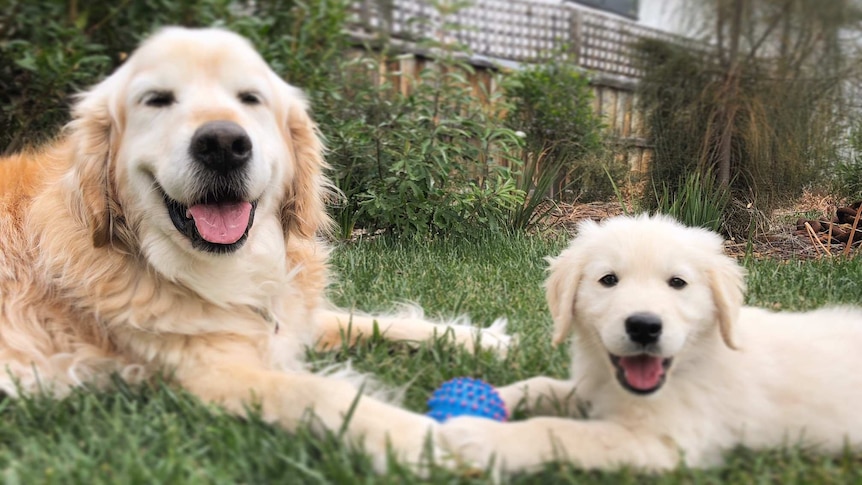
[2,235,862,484]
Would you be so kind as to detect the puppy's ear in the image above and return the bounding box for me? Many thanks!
[547,219,600,345]
[279,84,333,238]
[67,74,125,248]
[707,255,746,350]
[546,251,583,346]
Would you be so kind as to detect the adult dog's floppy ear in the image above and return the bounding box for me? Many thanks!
[707,254,746,350]
[279,83,333,238]
[546,249,583,346]
[66,72,126,249]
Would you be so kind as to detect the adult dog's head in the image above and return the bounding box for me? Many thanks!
[546,214,745,396]
[65,27,328,267]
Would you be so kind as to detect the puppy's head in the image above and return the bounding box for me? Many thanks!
[546,214,745,395]
[66,27,329,260]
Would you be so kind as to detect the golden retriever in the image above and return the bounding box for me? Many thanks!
[0,27,508,471]
[440,214,862,473]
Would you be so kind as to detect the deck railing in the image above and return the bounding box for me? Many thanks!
[348,0,706,79]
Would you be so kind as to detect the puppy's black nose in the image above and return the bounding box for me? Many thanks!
[625,312,662,345]
[190,120,252,172]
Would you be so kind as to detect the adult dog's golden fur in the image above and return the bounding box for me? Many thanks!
[440,214,862,474]
[0,27,507,470]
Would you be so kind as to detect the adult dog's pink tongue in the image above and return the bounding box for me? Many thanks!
[619,355,665,390]
[187,201,252,244]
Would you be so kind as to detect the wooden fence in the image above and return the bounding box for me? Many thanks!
[346,0,706,172]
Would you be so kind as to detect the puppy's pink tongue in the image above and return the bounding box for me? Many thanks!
[187,201,252,244]
[620,355,665,390]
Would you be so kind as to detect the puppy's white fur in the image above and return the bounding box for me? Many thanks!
[441,214,862,473]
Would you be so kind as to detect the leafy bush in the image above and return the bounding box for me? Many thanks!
[228,0,350,98]
[505,63,604,160]
[503,63,608,230]
[2,2,111,152]
[319,52,525,239]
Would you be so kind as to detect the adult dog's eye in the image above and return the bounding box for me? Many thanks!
[668,277,687,289]
[238,92,261,105]
[599,274,618,287]
[144,91,175,107]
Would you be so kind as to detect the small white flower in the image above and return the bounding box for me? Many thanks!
[514,130,526,138]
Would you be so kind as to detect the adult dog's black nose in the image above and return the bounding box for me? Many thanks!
[190,120,252,172]
[625,312,662,345]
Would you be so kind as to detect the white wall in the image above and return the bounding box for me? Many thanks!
[638,0,696,36]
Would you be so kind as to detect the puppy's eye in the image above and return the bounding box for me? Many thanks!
[144,91,175,107]
[238,92,261,105]
[599,274,618,287]
[668,277,687,289]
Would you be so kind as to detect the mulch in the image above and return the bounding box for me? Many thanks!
[538,200,862,261]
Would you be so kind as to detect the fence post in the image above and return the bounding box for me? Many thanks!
[368,0,394,36]
[569,8,582,65]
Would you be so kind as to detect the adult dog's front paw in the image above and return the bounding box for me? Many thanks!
[362,412,443,474]
[438,416,539,474]
[444,317,512,356]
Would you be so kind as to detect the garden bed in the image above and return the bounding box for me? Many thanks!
[538,193,862,260]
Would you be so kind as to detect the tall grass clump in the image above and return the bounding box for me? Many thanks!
[832,122,862,201]
[654,169,730,232]
[636,38,834,234]
[636,0,862,234]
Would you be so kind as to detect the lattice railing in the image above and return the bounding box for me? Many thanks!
[349,0,706,79]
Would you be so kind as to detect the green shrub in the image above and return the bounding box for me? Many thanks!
[228,0,350,98]
[503,63,608,230]
[319,51,525,239]
[2,2,110,152]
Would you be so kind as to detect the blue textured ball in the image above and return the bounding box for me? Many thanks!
[426,377,508,422]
